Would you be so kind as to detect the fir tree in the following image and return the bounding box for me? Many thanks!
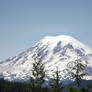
[50,67,62,92]
[67,53,87,87]
[30,53,45,92]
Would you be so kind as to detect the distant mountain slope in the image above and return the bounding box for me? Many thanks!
[0,35,92,84]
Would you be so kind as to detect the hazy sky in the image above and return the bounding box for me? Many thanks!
[0,0,92,61]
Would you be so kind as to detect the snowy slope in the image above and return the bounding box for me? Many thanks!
[0,35,92,83]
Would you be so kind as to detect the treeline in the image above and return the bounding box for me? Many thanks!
[0,78,31,92]
[0,78,92,92]
[0,53,92,92]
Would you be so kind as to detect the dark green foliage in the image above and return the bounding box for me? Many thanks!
[67,54,87,87]
[80,85,92,92]
[30,54,46,92]
[65,84,92,92]
[0,78,50,92]
[0,78,92,92]
[65,86,81,92]
[50,67,62,92]
[0,78,32,92]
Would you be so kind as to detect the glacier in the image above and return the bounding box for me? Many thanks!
[0,35,92,84]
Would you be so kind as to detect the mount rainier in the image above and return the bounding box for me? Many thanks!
[0,35,92,84]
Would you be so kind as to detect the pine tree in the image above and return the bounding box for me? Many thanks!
[50,67,62,92]
[67,53,87,87]
[30,53,45,92]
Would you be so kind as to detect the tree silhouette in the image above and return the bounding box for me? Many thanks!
[30,53,45,92]
[67,53,87,87]
[50,67,62,92]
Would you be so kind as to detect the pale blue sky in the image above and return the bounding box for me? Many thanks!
[0,0,92,61]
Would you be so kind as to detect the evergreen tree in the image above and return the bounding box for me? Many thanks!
[30,53,45,92]
[50,67,62,92]
[67,53,87,87]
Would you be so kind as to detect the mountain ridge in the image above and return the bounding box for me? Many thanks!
[0,35,92,84]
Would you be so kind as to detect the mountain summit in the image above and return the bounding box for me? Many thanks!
[0,35,92,83]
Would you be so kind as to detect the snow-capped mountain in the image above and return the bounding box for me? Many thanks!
[0,35,92,84]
